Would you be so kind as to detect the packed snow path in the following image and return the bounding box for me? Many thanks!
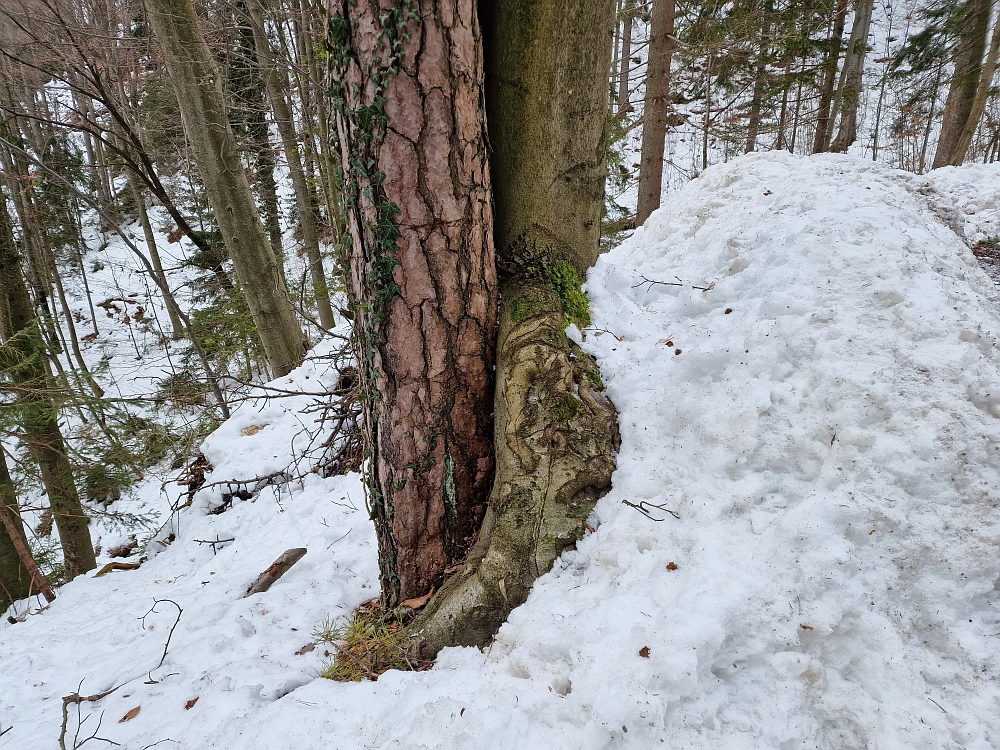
[3,152,1000,749]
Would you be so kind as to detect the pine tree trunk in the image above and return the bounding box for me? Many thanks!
[813,0,850,154]
[0,451,32,611]
[745,49,769,153]
[0,191,96,579]
[951,8,1000,165]
[326,0,498,606]
[932,0,991,168]
[145,0,305,377]
[829,0,874,153]
[636,0,676,224]
[410,0,619,657]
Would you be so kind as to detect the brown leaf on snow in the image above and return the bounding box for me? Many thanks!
[665,562,679,571]
[400,587,435,610]
[800,624,814,631]
[295,643,316,655]
[639,647,651,658]
[118,706,141,723]
[185,698,199,710]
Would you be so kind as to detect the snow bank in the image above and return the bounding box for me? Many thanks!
[3,152,1000,749]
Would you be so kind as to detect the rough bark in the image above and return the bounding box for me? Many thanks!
[409,0,619,657]
[829,0,874,153]
[326,0,498,606]
[145,0,305,377]
[0,192,96,579]
[933,0,991,168]
[246,0,336,330]
[635,0,676,224]
[951,8,1000,165]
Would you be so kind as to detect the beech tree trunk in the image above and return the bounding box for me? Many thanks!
[635,0,676,224]
[410,0,619,657]
[0,191,96,579]
[933,0,991,168]
[145,0,305,377]
[326,0,498,607]
[829,0,874,153]
[951,7,1000,165]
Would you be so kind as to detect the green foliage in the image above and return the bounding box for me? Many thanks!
[189,287,263,379]
[546,261,591,328]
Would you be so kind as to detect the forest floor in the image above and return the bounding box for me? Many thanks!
[3,151,1000,749]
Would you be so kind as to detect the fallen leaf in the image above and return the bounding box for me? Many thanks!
[665,562,678,571]
[241,424,267,436]
[295,643,316,656]
[119,706,141,723]
[800,624,814,631]
[639,647,651,658]
[400,586,435,610]
[618,335,626,341]
[869,529,876,535]
[674,349,682,355]
[585,523,596,534]
[460,707,466,716]
[725,308,733,314]
[763,190,773,196]
[185,698,199,710]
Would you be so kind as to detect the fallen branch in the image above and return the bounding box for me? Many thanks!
[59,683,123,750]
[0,505,56,602]
[94,562,142,578]
[246,548,307,596]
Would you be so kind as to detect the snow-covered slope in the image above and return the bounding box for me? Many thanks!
[3,152,1000,749]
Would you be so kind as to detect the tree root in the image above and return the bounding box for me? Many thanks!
[407,281,619,657]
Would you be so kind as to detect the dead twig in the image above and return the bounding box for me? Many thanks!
[139,599,183,670]
[622,499,680,521]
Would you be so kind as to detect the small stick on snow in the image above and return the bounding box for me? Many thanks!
[246,548,307,596]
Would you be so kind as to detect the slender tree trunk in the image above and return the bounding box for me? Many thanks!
[933,0,991,168]
[745,44,770,153]
[951,8,1000,165]
[126,170,185,337]
[635,0,676,224]
[410,0,619,657]
[326,0,498,606]
[145,0,305,377]
[0,451,33,611]
[247,0,336,329]
[0,192,96,579]
[829,0,875,153]
[617,0,635,112]
[813,0,849,153]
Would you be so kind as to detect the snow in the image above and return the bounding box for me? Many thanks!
[4,151,1000,749]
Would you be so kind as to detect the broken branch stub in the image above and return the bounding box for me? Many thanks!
[246,548,307,596]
